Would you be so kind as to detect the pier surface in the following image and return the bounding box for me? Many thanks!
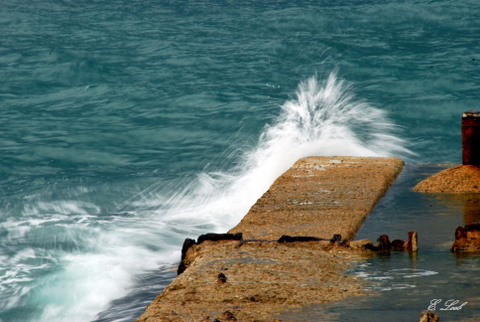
[137,156,404,321]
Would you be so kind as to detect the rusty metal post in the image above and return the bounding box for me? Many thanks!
[462,111,480,165]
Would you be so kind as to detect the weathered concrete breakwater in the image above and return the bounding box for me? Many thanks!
[137,156,404,321]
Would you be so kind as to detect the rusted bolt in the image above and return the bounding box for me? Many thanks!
[217,273,227,283]
[222,311,237,321]
[419,310,440,322]
[462,111,480,165]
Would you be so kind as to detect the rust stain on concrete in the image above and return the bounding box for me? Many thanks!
[137,156,404,322]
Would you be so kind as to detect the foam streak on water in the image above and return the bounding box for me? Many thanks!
[0,73,410,321]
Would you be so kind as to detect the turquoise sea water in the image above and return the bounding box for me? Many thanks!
[1,0,479,321]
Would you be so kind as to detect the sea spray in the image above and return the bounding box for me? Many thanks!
[153,72,412,232]
[98,73,413,321]
[1,72,412,322]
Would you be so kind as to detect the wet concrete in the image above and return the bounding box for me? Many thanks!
[414,164,480,193]
[229,156,404,241]
[277,164,480,322]
[137,156,404,321]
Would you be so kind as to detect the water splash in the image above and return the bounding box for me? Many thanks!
[0,72,413,321]
[93,72,412,319]
[154,72,412,232]
[261,72,411,161]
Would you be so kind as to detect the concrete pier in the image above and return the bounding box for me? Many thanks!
[229,156,404,241]
[137,156,404,321]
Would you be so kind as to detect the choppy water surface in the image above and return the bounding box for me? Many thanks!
[1,0,480,321]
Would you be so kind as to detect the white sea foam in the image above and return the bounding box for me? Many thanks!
[3,72,413,321]
[151,72,412,232]
[38,241,173,322]
[83,72,411,319]
[355,267,439,292]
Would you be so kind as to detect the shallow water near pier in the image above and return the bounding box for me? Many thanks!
[278,164,480,322]
[2,0,480,320]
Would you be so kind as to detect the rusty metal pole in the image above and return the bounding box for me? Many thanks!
[462,111,480,165]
